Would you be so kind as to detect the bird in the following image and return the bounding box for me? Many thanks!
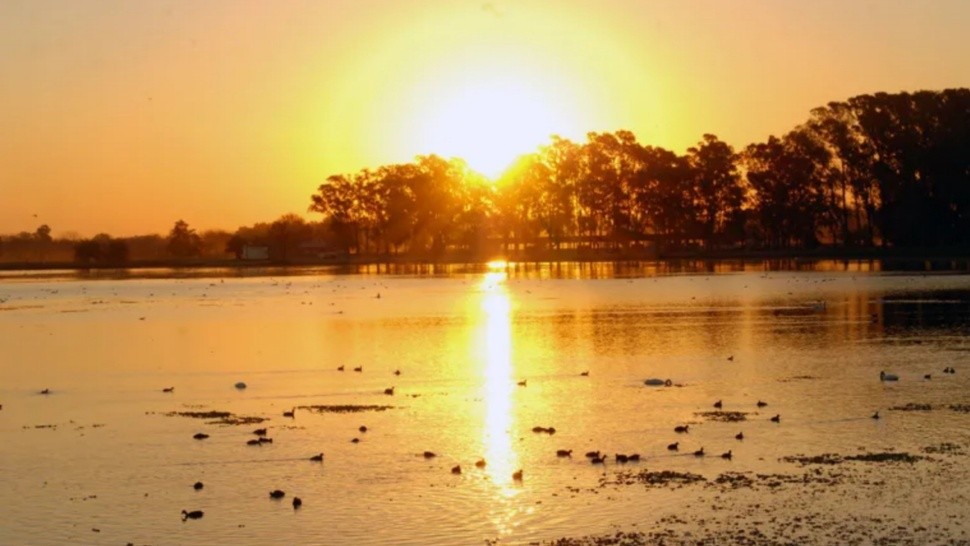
[580,371,589,376]
[451,465,461,474]
[359,425,368,433]
[258,437,273,443]
[475,458,486,468]
[384,387,395,395]
[871,411,880,420]
[585,450,601,459]
[39,388,51,395]
[721,450,733,460]
[556,449,573,457]
[253,428,267,436]
[394,369,401,376]
[283,407,296,418]
[644,378,673,387]
[591,454,607,464]
[770,414,781,423]
[924,374,932,380]
[423,451,436,459]
[713,400,723,409]
[674,425,689,433]
[310,453,324,462]
[351,438,360,443]
[162,387,175,393]
[628,454,640,462]
[667,442,679,451]
[727,355,734,361]
[353,366,363,372]
[735,432,744,441]
[512,469,523,481]
[757,400,768,408]
[269,490,285,499]
[693,447,705,457]
[193,433,209,440]
[517,380,527,387]
[193,482,204,490]
[880,371,899,381]
[181,510,204,520]
[615,454,629,463]
[292,497,302,509]
[247,439,261,445]
[337,365,345,371]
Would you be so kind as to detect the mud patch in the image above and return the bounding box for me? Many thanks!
[922,443,966,455]
[298,404,396,413]
[695,410,749,422]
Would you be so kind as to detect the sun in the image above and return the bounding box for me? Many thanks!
[413,75,575,179]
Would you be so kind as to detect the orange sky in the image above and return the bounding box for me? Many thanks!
[2,0,969,237]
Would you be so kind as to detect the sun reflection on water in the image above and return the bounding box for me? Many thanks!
[478,270,521,533]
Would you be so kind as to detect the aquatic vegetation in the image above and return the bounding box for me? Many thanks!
[695,410,748,422]
[298,404,396,413]
[162,410,268,426]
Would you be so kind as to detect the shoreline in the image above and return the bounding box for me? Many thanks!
[2,247,970,273]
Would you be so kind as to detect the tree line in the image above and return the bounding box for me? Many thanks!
[2,88,967,266]
[308,89,970,257]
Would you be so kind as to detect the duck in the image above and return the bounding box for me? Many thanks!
[247,439,261,446]
[475,458,486,468]
[517,380,527,387]
[181,510,204,520]
[39,388,51,395]
[735,432,744,441]
[721,450,732,460]
[451,465,462,474]
[193,433,209,440]
[353,366,363,372]
[580,371,589,377]
[351,438,360,443]
[591,454,607,464]
[757,400,768,408]
[193,482,204,490]
[258,437,273,443]
[253,428,268,436]
[674,425,689,433]
[512,469,523,481]
[667,442,679,451]
[556,449,573,457]
[924,374,932,380]
[727,355,734,361]
[282,407,296,418]
[693,447,705,457]
[269,490,285,499]
[713,400,723,409]
[234,382,247,390]
[615,454,629,463]
[292,497,302,509]
[384,387,395,395]
[359,425,368,433]
[879,371,899,381]
[309,453,324,462]
[644,378,673,387]
[627,453,640,462]
[337,365,345,371]
[770,414,781,423]
[871,411,880,420]
[162,387,175,393]
[584,450,601,459]
[423,451,436,459]
[394,369,401,376]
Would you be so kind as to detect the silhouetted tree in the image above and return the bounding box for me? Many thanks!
[166,220,202,258]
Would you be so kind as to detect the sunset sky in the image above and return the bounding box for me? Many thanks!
[2,0,969,237]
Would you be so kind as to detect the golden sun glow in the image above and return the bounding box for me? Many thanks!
[416,78,564,179]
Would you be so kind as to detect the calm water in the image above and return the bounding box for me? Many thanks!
[2,263,970,545]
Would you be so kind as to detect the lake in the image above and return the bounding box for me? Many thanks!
[2,262,969,545]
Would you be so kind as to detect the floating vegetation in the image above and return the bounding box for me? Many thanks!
[162,410,268,426]
[782,452,922,466]
[889,403,933,411]
[298,404,396,413]
[777,375,819,383]
[948,404,970,413]
[922,443,965,455]
[695,410,748,422]
[604,470,706,488]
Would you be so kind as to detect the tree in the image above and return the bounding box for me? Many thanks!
[268,214,312,262]
[166,220,202,258]
[686,135,744,248]
[35,224,52,243]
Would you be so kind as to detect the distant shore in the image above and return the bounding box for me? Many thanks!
[2,247,969,275]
